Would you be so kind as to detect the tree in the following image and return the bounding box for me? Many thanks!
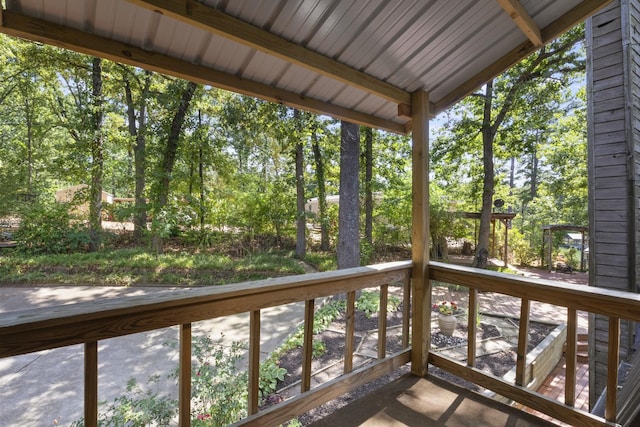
[362,126,373,246]
[87,57,104,251]
[294,109,306,259]
[337,121,360,269]
[311,120,330,251]
[151,80,198,253]
[434,27,586,268]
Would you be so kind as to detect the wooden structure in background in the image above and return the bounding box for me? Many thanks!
[587,0,640,413]
[542,224,588,272]
[463,212,516,267]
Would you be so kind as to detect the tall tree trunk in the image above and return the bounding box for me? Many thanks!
[530,145,538,199]
[24,97,33,194]
[337,121,360,269]
[363,127,373,246]
[198,110,206,233]
[88,57,104,252]
[473,81,495,269]
[152,81,198,253]
[294,109,306,259]
[311,124,330,251]
[124,70,151,240]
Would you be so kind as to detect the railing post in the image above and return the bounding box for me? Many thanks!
[179,323,191,426]
[606,316,620,423]
[402,275,411,349]
[515,298,530,387]
[248,310,261,415]
[301,299,315,392]
[344,291,356,373]
[84,341,98,427]
[565,308,578,406]
[411,89,431,376]
[467,288,478,367]
[378,284,388,359]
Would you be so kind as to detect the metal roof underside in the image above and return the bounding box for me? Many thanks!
[0,0,613,134]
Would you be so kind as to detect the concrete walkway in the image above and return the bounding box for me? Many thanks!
[0,287,307,426]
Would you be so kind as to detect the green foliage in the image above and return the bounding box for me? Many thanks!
[356,291,401,318]
[187,336,248,425]
[70,376,176,427]
[258,360,287,398]
[509,229,537,266]
[304,251,337,272]
[14,202,91,254]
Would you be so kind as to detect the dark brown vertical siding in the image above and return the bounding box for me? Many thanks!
[587,0,640,407]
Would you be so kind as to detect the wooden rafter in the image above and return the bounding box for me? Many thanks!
[434,0,613,113]
[496,0,542,47]
[0,9,406,134]
[127,0,411,107]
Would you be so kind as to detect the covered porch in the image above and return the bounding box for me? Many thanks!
[0,0,629,426]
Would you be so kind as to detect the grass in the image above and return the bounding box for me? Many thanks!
[0,248,305,286]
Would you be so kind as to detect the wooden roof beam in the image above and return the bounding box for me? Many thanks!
[435,0,614,113]
[0,9,407,134]
[127,0,411,107]
[496,0,542,47]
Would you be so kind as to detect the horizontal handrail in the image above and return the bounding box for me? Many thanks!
[428,261,630,427]
[0,260,412,358]
[430,261,640,321]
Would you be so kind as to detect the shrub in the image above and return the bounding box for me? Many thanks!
[15,202,91,254]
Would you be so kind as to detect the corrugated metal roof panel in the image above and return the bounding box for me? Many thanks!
[1,0,610,133]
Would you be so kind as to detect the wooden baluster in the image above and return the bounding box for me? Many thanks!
[402,275,411,349]
[565,308,578,406]
[467,288,478,367]
[606,316,620,423]
[515,298,530,387]
[248,310,261,415]
[344,291,356,373]
[179,323,191,427]
[301,299,314,392]
[84,341,98,427]
[378,284,388,359]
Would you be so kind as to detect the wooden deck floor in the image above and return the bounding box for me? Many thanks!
[308,373,557,427]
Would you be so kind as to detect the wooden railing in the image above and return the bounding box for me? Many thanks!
[428,261,640,427]
[5,260,640,426]
[0,261,412,427]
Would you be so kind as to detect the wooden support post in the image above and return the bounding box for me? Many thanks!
[248,310,261,415]
[516,298,530,387]
[402,276,411,349]
[378,284,389,359]
[84,341,98,427]
[503,219,509,268]
[344,291,356,373]
[467,288,478,367]
[301,299,314,392]
[606,316,620,423]
[411,90,430,376]
[179,323,191,426]
[565,308,578,407]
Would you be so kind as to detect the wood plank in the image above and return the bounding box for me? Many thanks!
[248,311,260,415]
[0,268,411,358]
[179,323,191,426]
[302,300,314,392]
[344,291,355,374]
[378,284,388,359]
[84,341,98,427]
[128,0,411,106]
[233,350,411,427]
[429,353,616,427]
[434,0,614,112]
[0,10,406,134]
[467,288,478,367]
[496,0,542,46]
[606,317,620,422]
[566,308,578,407]
[428,262,640,321]
[402,276,411,349]
[516,298,530,387]
[411,90,430,376]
